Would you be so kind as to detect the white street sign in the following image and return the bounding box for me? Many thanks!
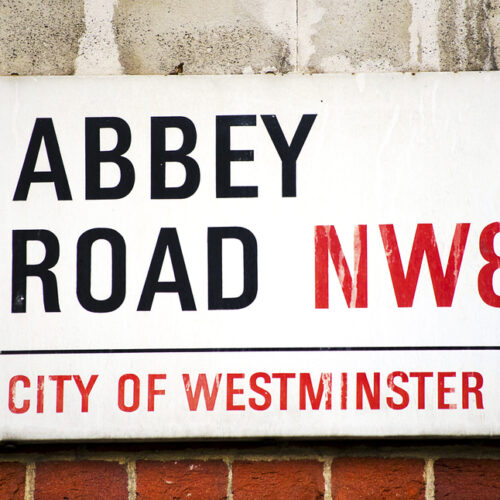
[1,73,499,439]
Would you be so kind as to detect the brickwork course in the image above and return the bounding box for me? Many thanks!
[0,441,500,499]
[2,0,500,497]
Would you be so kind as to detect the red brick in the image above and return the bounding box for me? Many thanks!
[0,462,25,499]
[35,461,127,500]
[136,460,227,499]
[434,459,500,499]
[232,460,324,500]
[331,457,425,499]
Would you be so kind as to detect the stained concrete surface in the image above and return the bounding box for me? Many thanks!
[299,0,496,71]
[0,0,499,74]
[0,0,85,75]
[299,0,413,72]
[113,0,296,74]
[438,0,495,71]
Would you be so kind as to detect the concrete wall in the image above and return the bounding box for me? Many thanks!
[1,0,499,76]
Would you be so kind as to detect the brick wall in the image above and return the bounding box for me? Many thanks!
[1,440,500,499]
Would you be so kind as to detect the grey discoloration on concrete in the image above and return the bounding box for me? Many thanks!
[488,0,500,68]
[113,0,295,74]
[298,0,413,72]
[299,0,496,72]
[437,0,463,70]
[0,0,85,75]
[0,0,499,76]
[438,0,495,70]
[463,0,495,69]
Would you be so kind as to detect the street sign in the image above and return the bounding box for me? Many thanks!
[1,73,499,439]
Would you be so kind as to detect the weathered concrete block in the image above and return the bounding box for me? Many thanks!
[0,0,85,75]
[113,0,297,74]
[298,0,413,72]
[298,0,496,72]
[0,0,498,75]
[74,0,123,75]
[488,0,500,69]
[438,0,495,70]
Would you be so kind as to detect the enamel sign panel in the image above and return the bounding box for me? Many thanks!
[1,74,499,440]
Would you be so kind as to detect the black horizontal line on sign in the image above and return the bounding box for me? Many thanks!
[1,346,500,355]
